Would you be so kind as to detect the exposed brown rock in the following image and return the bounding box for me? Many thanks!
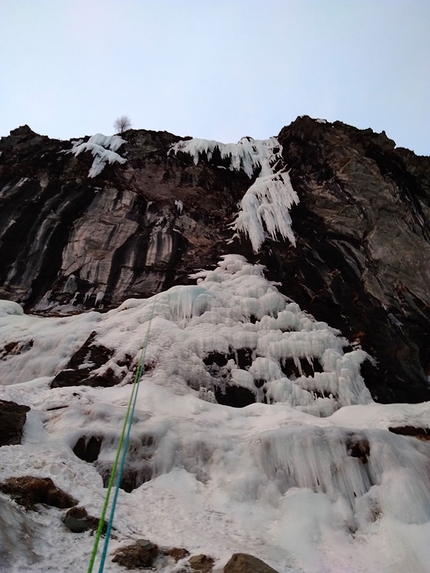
[112,539,159,569]
[189,554,214,573]
[223,553,279,573]
[389,426,430,441]
[1,339,33,358]
[0,476,78,510]
[168,547,190,561]
[0,400,30,446]
[0,127,246,310]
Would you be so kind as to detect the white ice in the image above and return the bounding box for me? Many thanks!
[1,256,430,573]
[71,133,126,178]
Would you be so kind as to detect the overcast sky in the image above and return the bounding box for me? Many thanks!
[2,0,429,154]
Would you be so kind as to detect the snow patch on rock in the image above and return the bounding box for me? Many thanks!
[72,133,126,178]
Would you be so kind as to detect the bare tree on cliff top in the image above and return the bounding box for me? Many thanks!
[114,115,132,134]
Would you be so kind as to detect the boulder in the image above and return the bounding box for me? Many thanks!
[189,554,214,573]
[223,553,279,573]
[62,505,105,533]
[111,539,159,569]
[50,332,117,388]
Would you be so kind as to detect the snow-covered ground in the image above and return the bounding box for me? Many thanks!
[1,255,430,573]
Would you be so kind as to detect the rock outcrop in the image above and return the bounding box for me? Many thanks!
[273,117,430,402]
[0,400,30,446]
[0,476,78,510]
[1,118,430,404]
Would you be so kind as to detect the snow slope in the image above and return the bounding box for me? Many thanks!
[1,256,430,573]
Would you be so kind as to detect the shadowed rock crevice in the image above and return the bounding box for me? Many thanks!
[72,435,102,463]
[0,400,30,446]
[72,432,157,493]
[203,348,335,408]
[214,384,256,408]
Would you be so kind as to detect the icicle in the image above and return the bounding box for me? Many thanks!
[170,137,299,252]
[71,133,126,177]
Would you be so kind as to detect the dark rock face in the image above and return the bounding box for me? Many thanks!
[0,127,247,310]
[0,400,30,446]
[270,117,430,403]
[214,383,256,408]
[1,118,430,404]
[0,476,78,510]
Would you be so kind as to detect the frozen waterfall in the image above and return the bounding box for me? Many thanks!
[1,255,430,573]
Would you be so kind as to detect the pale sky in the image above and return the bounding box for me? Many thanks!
[1,0,429,154]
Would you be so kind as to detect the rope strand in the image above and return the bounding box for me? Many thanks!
[87,300,156,573]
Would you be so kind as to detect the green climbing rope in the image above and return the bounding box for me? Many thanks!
[87,300,156,573]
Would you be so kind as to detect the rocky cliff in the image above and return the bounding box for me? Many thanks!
[1,117,429,404]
